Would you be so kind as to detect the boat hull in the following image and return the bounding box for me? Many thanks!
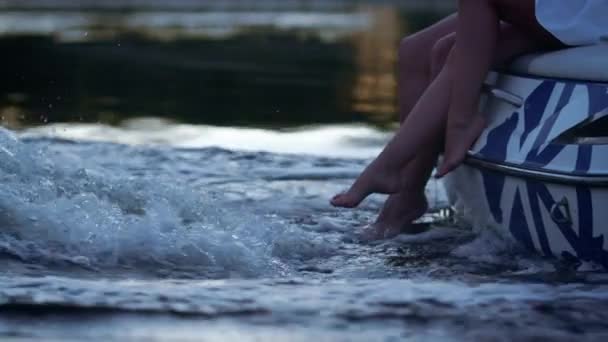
[445,69,608,266]
[447,161,608,266]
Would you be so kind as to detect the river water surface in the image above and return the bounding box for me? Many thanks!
[2,2,608,341]
[2,123,608,341]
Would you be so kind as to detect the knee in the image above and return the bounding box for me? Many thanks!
[398,36,427,74]
[430,33,455,77]
[459,0,501,12]
[459,0,497,5]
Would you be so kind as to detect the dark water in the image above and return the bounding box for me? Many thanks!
[0,1,448,128]
[2,1,608,341]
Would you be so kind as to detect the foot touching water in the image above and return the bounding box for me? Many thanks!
[330,159,404,208]
[359,192,428,241]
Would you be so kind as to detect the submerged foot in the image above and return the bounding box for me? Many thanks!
[360,192,428,241]
[330,160,403,208]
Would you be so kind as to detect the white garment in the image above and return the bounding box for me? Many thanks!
[535,0,608,46]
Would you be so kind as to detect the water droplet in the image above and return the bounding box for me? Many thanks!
[72,256,90,266]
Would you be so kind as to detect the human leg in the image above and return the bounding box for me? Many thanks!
[371,16,457,237]
[437,0,563,176]
[331,62,452,208]
[396,13,457,121]
[331,23,544,209]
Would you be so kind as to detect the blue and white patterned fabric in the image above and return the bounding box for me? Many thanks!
[456,72,608,266]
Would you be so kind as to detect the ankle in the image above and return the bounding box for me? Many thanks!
[399,183,426,198]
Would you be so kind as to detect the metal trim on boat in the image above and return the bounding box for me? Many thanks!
[568,136,608,144]
[482,84,524,108]
[464,155,608,186]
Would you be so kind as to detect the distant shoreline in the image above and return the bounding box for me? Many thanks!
[0,0,456,11]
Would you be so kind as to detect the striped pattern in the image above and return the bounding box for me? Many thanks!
[454,72,608,266]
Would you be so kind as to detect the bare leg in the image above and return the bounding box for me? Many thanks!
[370,15,457,239]
[331,23,544,209]
[395,14,457,123]
[437,0,562,176]
[436,0,500,177]
[332,62,452,208]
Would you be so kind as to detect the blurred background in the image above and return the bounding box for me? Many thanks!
[0,0,453,130]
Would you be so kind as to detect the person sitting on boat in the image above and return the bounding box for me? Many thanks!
[330,0,607,240]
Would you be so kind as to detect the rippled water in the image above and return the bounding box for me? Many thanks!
[2,123,608,341]
[4,1,608,340]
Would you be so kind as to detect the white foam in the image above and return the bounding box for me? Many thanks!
[451,229,517,264]
[23,120,389,158]
[0,127,339,277]
[392,226,462,244]
[2,123,531,279]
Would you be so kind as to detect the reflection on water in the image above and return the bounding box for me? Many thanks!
[352,7,400,122]
[0,1,450,129]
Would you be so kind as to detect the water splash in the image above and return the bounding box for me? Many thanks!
[0,127,341,277]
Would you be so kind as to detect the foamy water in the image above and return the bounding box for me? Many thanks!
[2,123,608,341]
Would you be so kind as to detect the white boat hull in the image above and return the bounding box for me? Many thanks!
[445,62,608,266]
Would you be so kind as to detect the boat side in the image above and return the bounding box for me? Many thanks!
[446,70,608,266]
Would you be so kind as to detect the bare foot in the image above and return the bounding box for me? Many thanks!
[359,192,428,241]
[330,159,403,208]
[436,114,485,177]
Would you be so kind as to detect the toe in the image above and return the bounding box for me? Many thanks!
[330,193,346,207]
[436,153,464,178]
[330,193,356,208]
[435,164,450,178]
[437,116,485,178]
[330,189,367,208]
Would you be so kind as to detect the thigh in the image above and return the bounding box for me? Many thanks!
[491,0,564,48]
[402,13,458,60]
[494,23,543,66]
[437,23,541,74]
[398,14,458,122]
